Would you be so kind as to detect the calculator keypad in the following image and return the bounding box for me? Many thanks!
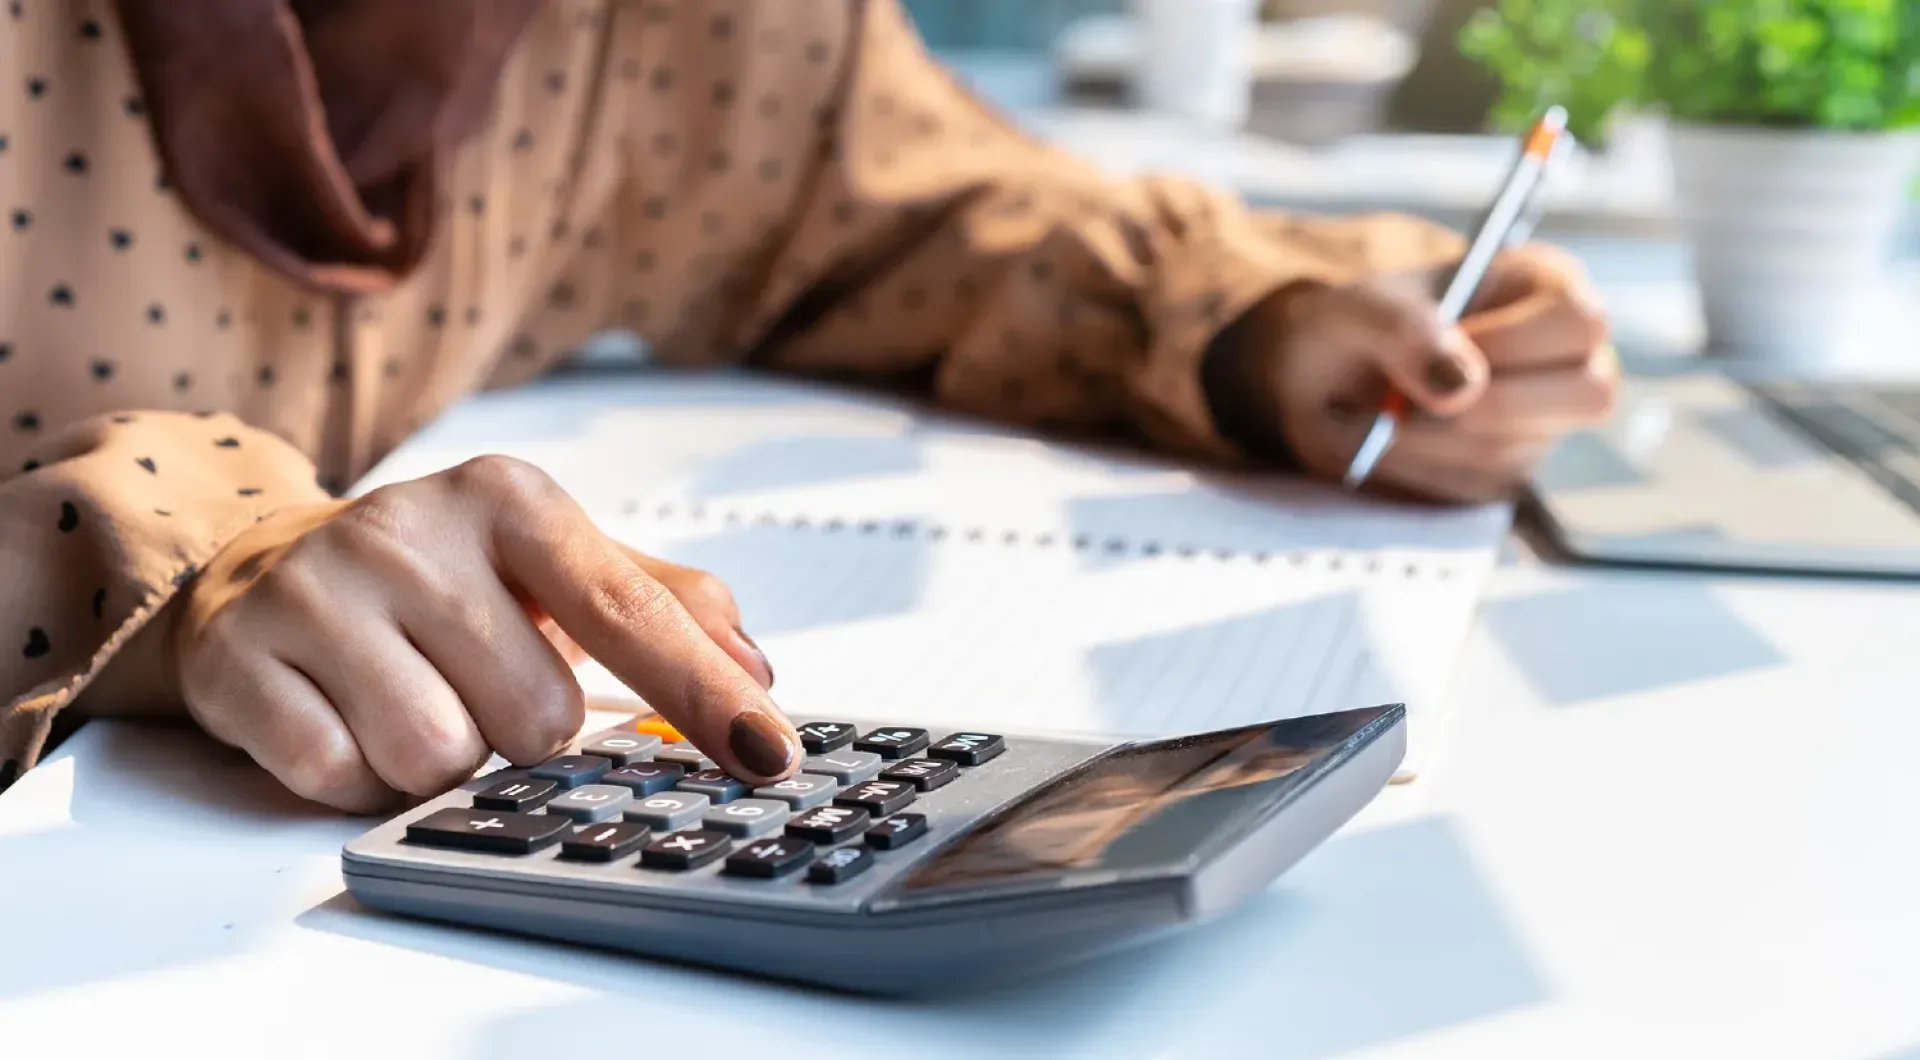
[415,717,1025,893]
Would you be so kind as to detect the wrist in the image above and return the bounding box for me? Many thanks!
[1200,280,1327,465]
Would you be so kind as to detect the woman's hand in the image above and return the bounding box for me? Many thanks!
[1264,244,1618,503]
[169,455,796,813]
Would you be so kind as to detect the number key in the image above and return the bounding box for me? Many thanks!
[752,772,837,810]
[545,784,633,823]
[855,727,929,759]
[678,768,749,804]
[600,761,684,796]
[579,731,663,765]
[702,798,790,837]
[803,750,882,784]
[880,758,958,792]
[834,779,915,816]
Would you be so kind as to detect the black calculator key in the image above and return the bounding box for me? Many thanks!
[724,836,816,878]
[855,727,930,759]
[807,845,875,885]
[472,777,558,811]
[678,768,749,804]
[560,821,651,862]
[786,804,871,844]
[578,731,662,766]
[640,828,731,870]
[601,761,684,796]
[529,755,611,789]
[880,757,958,792]
[926,732,1006,766]
[796,721,856,753]
[866,812,928,850]
[835,779,916,816]
[407,808,568,854]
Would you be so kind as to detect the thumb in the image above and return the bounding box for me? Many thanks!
[1334,283,1490,418]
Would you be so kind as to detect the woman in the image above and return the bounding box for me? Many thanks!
[0,0,1614,808]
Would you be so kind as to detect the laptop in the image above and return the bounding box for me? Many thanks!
[1528,366,1920,578]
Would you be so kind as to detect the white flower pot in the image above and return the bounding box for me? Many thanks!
[1668,123,1920,369]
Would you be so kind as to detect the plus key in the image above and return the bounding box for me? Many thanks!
[406,808,568,854]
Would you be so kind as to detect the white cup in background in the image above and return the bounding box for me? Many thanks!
[1133,0,1260,132]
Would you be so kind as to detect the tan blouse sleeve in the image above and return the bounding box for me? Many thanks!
[0,413,328,784]
[582,0,1463,462]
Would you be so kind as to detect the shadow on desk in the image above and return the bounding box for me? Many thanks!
[298,816,1547,1059]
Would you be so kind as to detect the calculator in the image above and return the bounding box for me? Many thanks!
[341,704,1405,994]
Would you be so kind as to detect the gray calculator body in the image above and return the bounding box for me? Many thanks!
[342,706,1405,994]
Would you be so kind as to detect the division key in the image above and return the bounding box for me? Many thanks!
[406,808,568,854]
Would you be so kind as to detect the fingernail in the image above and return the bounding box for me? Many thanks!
[734,626,774,688]
[1425,355,1469,395]
[729,710,798,779]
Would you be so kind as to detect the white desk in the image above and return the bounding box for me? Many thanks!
[8,516,1920,1059]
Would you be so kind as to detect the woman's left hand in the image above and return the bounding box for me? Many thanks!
[1258,243,1619,503]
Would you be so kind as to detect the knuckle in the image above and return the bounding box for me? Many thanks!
[584,561,679,633]
[279,730,369,806]
[499,675,586,764]
[450,454,555,508]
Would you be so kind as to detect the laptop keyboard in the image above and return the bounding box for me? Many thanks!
[1750,381,1920,514]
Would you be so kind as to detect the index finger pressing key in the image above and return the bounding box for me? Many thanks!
[492,502,802,785]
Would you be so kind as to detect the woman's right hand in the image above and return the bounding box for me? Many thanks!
[170,455,799,813]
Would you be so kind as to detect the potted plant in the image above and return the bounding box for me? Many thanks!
[1461,0,1920,368]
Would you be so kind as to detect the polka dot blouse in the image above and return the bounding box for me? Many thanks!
[0,0,1461,785]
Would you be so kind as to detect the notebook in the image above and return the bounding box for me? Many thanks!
[357,365,1514,779]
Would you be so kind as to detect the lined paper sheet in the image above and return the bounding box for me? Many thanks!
[358,368,1513,778]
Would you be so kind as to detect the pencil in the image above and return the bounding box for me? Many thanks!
[1342,106,1571,492]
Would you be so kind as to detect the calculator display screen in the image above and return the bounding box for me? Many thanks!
[896,710,1386,896]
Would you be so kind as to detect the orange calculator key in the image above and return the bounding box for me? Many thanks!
[628,717,686,743]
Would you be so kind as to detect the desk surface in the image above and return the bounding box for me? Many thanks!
[7,542,1920,1059]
